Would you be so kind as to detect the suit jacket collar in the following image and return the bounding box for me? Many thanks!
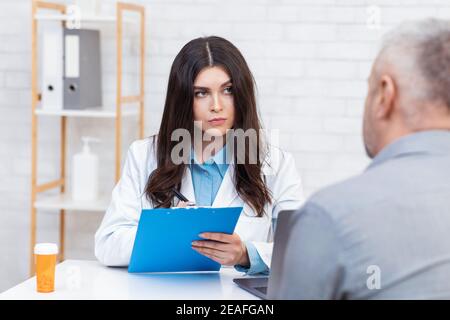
[367,130,450,171]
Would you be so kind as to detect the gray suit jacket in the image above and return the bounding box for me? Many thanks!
[271,130,450,299]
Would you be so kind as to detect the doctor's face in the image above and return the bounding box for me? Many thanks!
[192,66,235,137]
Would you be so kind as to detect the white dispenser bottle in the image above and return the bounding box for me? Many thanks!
[72,137,100,201]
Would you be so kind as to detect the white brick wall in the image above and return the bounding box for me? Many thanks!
[1,0,450,292]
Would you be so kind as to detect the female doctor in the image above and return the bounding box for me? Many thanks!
[95,36,304,274]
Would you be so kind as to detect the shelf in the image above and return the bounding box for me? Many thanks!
[29,1,146,274]
[34,14,116,23]
[35,106,139,118]
[34,193,110,212]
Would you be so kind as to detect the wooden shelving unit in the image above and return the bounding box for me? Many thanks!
[34,106,140,118]
[30,0,145,275]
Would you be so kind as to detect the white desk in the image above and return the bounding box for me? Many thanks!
[0,260,259,300]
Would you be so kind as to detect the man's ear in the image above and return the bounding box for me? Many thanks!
[375,75,396,120]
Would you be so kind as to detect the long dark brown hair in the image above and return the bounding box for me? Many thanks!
[145,36,272,217]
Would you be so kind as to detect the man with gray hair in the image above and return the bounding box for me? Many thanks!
[269,18,450,299]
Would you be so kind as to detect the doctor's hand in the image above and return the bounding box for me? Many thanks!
[176,201,195,207]
[191,232,250,267]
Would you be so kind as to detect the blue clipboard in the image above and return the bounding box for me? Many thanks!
[128,206,243,273]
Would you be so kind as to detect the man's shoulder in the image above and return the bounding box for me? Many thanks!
[305,168,382,220]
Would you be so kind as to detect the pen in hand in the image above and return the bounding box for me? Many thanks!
[171,187,195,206]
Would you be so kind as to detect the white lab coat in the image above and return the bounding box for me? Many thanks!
[95,137,304,269]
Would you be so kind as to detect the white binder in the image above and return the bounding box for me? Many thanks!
[41,26,63,110]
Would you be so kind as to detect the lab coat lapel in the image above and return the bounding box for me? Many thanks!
[180,167,196,204]
[212,164,240,208]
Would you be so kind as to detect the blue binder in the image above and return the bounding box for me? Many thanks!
[128,207,243,273]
